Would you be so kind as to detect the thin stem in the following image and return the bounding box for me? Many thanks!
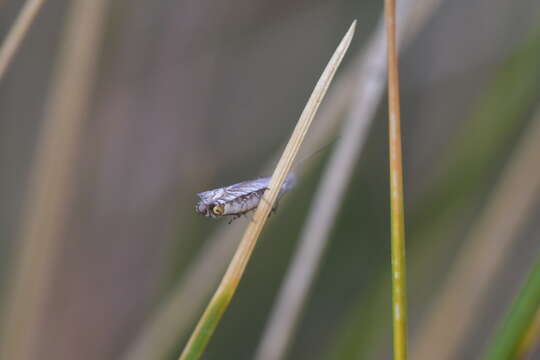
[385,0,408,359]
[177,21,355,360]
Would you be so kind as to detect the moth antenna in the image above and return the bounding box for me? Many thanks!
[292,136,339,171]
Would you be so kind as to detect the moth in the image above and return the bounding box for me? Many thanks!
[195,173,296,222]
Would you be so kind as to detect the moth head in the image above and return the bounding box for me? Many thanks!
[195,199,225,218]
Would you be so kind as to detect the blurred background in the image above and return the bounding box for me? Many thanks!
[0,0,540,359]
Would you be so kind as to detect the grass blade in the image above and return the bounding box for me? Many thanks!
[484,257,540,360]
[122,29,367,360]
[0,0,46,82]
[254,25,384,360]
[177,21,356,360]
[385,0,408,359]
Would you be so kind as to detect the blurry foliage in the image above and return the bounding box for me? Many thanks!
[325,20,540,360]
[485,257,540,360]
[1,0,540,359]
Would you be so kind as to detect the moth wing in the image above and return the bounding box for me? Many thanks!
[196,188,223,202]
[225,177,270,194]
[196,177,268,204]
[224,174,295,197]
[225,174,295,198]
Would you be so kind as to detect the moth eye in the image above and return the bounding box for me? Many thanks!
[212,204,225,216]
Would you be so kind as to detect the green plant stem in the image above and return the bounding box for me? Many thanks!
[484,257,540,360]
[385,0,408,359]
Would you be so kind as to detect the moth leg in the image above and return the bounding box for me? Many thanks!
[268,200,280,218]
[259,195,279,212]
[258,196,279,217]
[245,212,256,223]
[271,201,280,215]
[228,214,241,224]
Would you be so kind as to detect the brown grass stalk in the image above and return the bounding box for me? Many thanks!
[177,21,356,360]
[122,53,360,360]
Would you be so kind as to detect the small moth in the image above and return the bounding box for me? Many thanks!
[195,173,296,222]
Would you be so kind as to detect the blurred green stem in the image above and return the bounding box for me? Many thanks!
[484,257,540,360]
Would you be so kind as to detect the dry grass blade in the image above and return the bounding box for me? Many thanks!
[177,21,356,360]
[0,2,108,360]
[385,0,408,359]
[0,0,46,82]
[122,31,367,360]
[254,28,385,360]
[411,103,540,360]
[122,47,361,360]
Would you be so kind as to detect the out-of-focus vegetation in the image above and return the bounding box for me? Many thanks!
[0,1,540,360]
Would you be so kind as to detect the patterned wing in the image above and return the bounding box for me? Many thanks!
[224,177,270,195]
[197,177,270,204]
[196,188,228,203]
[225,173,296,195]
